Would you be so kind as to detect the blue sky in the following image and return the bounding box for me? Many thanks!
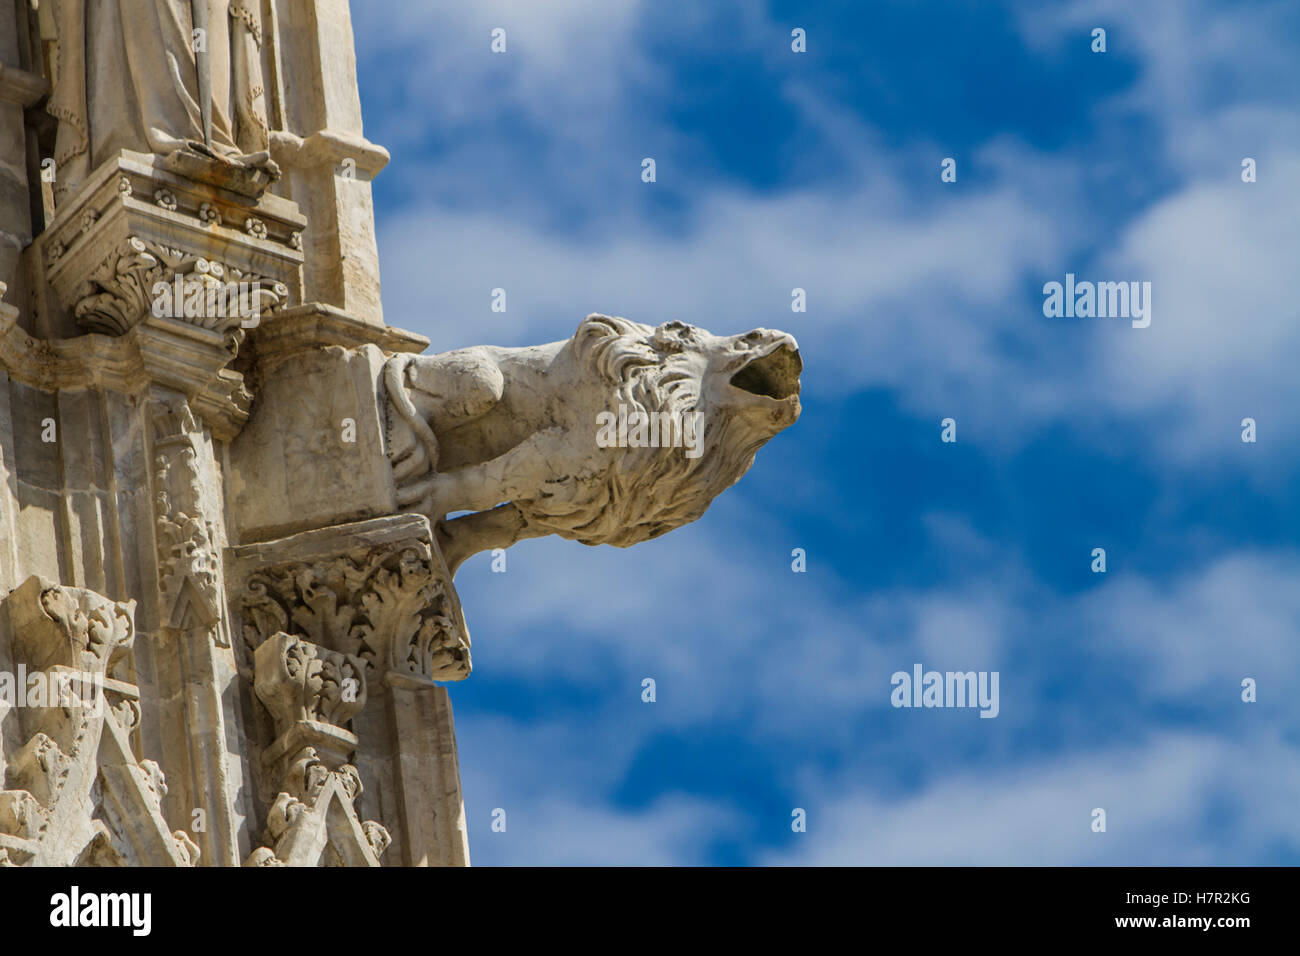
[352,0,1300,865]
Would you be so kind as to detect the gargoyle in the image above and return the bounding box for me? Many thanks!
[384,314,802,572]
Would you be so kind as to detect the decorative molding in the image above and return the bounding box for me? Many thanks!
[0,579,196,867]
[243,749,389,867]
[254,632,367,742]
[244,634,387,868]
[72,235,288,341]
[240,545,470,683]
[39,150,304,340]
[146,399,244,867]
[246,301,427,371]
[151,400,227,640]
[8,577,135,676]
[0,304,252,441]
[230,514,471,685]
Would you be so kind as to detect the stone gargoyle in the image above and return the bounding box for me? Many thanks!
[383,314,802,572]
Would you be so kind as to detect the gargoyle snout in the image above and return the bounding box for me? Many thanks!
[729,329,802,402]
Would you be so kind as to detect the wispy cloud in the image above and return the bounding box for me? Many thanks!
[766,733,1300,865]
[353,0,1300,864]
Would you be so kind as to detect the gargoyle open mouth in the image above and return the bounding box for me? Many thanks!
[730,344,802,401]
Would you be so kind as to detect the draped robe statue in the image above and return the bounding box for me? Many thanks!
[47,0,277,200]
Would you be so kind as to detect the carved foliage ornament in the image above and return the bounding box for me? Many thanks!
[244,748,390,867]
[1,580,196,867]
[245,631,386,867]
[151,401,226,640]
[240,540,470,683]
[253,633,367,735]
[73,236,286,341]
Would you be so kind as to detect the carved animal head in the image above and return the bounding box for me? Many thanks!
[643,318,803,432]
[517,314,802,547]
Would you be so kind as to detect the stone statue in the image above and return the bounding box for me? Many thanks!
[47,0,278,199]
[384,314,802,571]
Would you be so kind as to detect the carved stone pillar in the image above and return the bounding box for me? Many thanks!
[147,398,245,867]
[241,632,388,866]
[229,513,472,865]
[269,0,389,324]
[0,285,258,866]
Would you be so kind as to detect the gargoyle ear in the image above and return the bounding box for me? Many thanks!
[651,320,692,353]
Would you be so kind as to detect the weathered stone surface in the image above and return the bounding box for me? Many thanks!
[229,343,396,541]
[0,1,802,870]
[39,151,303,340]
[229,513,471,685]
[0,578,196,867]
[387,313,802,570]
[226,514,466,865]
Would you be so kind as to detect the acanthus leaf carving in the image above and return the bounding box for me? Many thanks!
[72,235,287,343]
[1,579,196,866]
[238,536,470,684]
[253,633,367,736]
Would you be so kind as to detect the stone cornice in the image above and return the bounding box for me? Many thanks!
[248,302,427,370]
[0,304,250,440]
[41,151,306,339]
[50,150,305,241]
[269,130,391,177]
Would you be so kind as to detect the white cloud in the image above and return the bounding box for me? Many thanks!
[448,536,1300,862]
[355,0,649,131]
[1009,1,1300,465]
[375,179,1070,420]
[454,714,735,866]
[1082,550,1300,701]
[1091,155,1300,466]
[367,0,1300,470]
[466,794,734,866]
[767,733,1300,865]
[347,0,1300,864]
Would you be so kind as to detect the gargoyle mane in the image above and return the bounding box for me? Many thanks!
[513,314,774,547]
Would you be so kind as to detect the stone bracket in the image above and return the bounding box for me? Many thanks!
[39,150,305,338]
[228,513,471,686]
